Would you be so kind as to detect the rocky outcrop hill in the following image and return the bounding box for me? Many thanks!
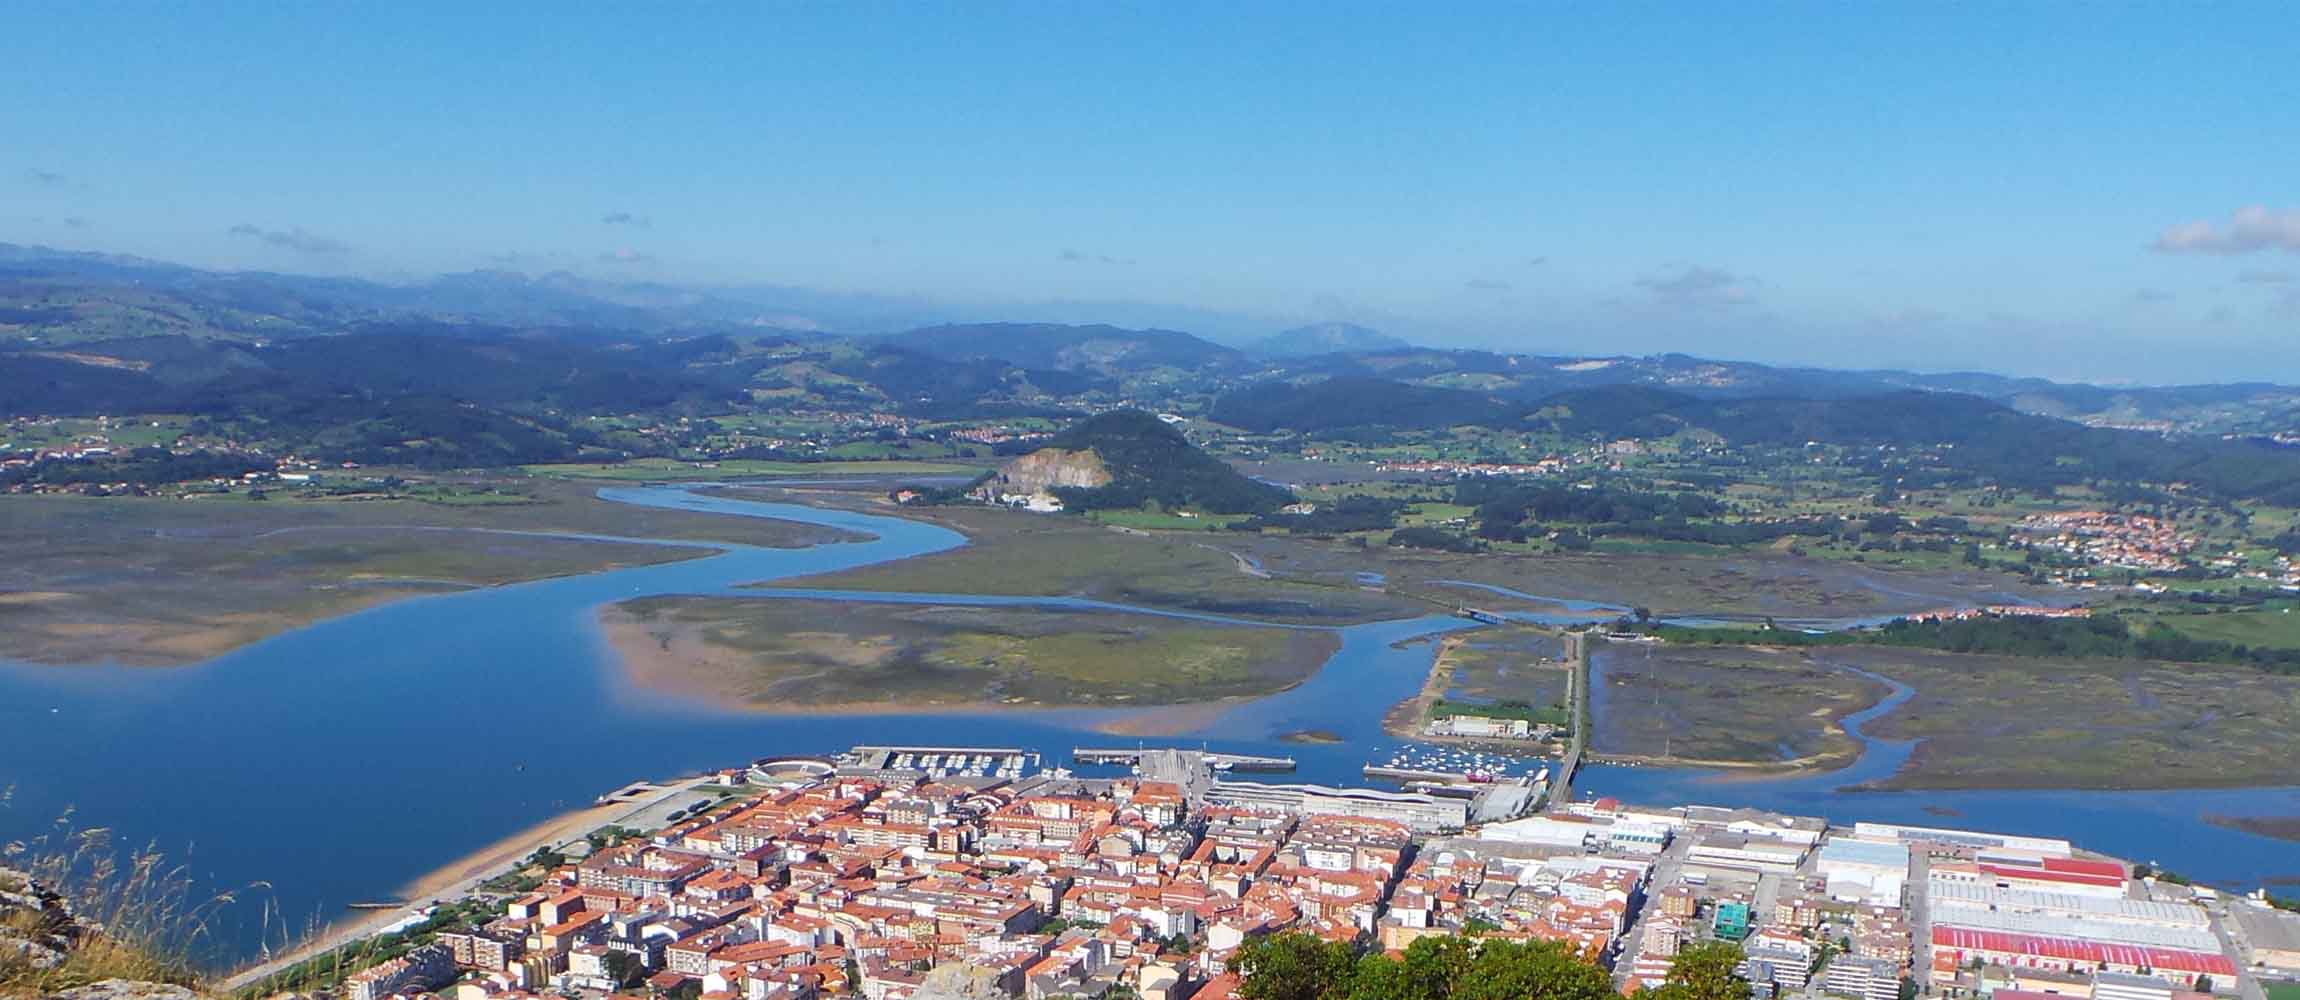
[2,866,85,978]
[979,409,1292,514]
[983,447,1112,501]
[1,866,196,1000]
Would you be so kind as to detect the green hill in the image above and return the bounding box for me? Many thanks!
[1035,409,1293,514]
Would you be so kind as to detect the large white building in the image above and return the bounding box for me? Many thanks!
[1816,838,1909,907]
[1478,814,1602,849]
[2092,971,2181,1000]
[1476,813,1673,855]
[2231,904,2300,973]
[1851,822,2072,857]
[1927,879,2208,930]
[1823,955,1903,1000]
[1204,780,1469,833]
[1686,830,1808,874]
[1606,821,1672,855]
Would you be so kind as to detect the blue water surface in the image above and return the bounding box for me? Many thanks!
[1,485,2293,962]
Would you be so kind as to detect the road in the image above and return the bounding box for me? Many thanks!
[2203,896,2269,1000]
[1908,849,1933,994]
[1612,833,1693,989]
[222,775,717,991]
[1547,629,1592,811]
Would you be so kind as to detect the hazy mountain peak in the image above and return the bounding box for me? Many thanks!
[1246,322,1413,357]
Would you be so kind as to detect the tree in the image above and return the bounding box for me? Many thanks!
[1398,936,1478,1000]
[1240,931,1614,1000]
[1235,933,1355,1000]
[1344,955,1412,1000]
[1642,942,1750,1000]
[1456,939,1614,1000]
[602,950,647,990]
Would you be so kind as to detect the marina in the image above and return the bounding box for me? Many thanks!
[841,744,1038,778]
[1071,747,1298,772]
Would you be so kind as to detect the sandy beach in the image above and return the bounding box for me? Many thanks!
[1381,634,1467,740]
[1090,698,1249,737]
[224,777,711,990]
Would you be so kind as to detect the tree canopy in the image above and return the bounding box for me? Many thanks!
[1235,932,1625,1000]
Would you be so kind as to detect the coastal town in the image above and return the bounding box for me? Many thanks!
[13,15,2300,1000]
[287,744,2300,1000]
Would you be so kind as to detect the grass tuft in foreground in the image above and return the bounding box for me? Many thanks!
[0,799,238,996]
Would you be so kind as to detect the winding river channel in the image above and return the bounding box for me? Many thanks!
[2,484,2295,962]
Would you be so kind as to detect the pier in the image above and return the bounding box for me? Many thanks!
[1363,764,1475,784]
[842,745,1038,775]
[1071,748,1297,772]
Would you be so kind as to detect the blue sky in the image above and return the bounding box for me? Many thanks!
[3,4,2296,382]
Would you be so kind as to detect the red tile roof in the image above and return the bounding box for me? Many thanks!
[1930,926,2234,976]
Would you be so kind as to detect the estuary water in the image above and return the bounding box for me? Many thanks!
[0,485,2294,963]
[1580,646,2300,888]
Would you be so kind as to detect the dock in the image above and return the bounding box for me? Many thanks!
[1071,748,1296,772]
[842,745,1038,775]
[1363,764,1474,784]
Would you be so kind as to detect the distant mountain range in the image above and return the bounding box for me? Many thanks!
[4,241,2298,441]
[1243,322,1413,357]
[874,323,1243,373]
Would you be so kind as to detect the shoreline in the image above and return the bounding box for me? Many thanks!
[1587,749,1860,776]
[1381,634,1467,741]
[1378,632,1572,756]
[226,777,712,990]
[2203,814,2300,843]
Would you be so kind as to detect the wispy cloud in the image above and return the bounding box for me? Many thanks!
[1635,265,1754,308]
[601,211,650,228]
[23,168,66,186]
[2238,269,2293,284]
[599,248,655,265]
[61,217,88,229]
[2131,288,2175,304]
[1464,278,1513,292]
[227,223,350,255]
[1057,248,1134,265]
[2152,205,2300,255]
